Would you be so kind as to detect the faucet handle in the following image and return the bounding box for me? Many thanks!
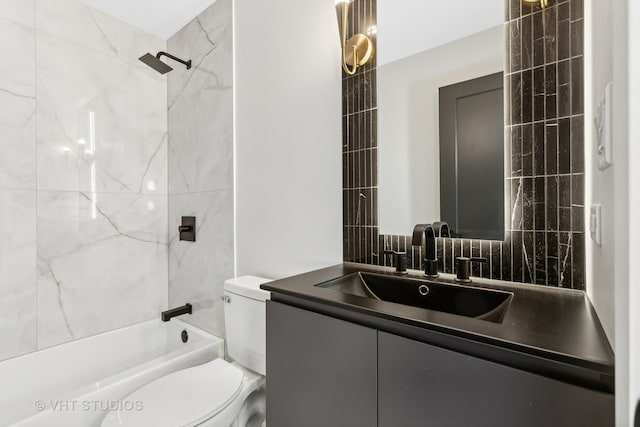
[384,250,408,275]
[455,257,487,283]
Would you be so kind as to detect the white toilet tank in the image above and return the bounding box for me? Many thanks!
[223,276,272,376]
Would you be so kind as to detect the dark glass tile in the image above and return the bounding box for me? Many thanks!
[572,173,584,206]
[510,0,522,20]
[370,68,377,108]
[534,231,547,285]
[444,238,454,274]
[371,187,378,226]
[501,240,513,282]
[510,20,522,72]
[363,149,371,187]
[453,240,463,275]
[462,240,471,258]
[523,231,535,283]
[546,122,558,174]
[522,69,533,123]
[546,94,557,121]
[437,238,444,272]
[571,57,584,115]
[558,118,571,174]
[533,122,546,176]
[522,0,542,17]
[534,177,546,231]
[543,5,557,62]
[572,205,584,233]
[545,63,557,95]
[471,240,481,277]
[522,15,533,70]
[371,108,378,148]
[558,60,571,117]
[558,232,573,288]
[533,12,545,67]
[342,152,349,189]
[512,126,523,177]
[559,175,572,232]
[547,231,559,286]
[491,240,502,280]
[557,3,571,60]
[571,115,584,173]
[511,178,523,231]
[546,176,559,231]
[371,148,378,187]
[523,177,534,230]
[512,231,524,282]
[572,232,585,290]
[480,241,491,279]
[534,94,545,123]
[511,73,523,124]
[571,19,584,57]
[571,0,584,21]
[522,124,533,176]
[533,66,545,121]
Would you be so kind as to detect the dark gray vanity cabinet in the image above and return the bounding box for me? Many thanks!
[265,301,377,427]
[378,331,614,427]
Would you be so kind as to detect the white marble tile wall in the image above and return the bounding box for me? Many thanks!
[0,0,168,360]
[37,191,168,349]
[168,0,234,336]
[0,190,37,361]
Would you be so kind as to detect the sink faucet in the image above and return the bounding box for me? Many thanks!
[411,224,439,278]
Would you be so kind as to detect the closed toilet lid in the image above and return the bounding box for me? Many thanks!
[101,359,243,427]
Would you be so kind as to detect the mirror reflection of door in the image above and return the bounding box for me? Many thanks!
[439,72,504,240]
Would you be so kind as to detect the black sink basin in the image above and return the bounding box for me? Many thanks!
[316,272,513,323]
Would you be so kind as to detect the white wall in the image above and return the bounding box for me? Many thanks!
[234,0,343,279]
[586,0,615,348]
[625,0,640,423]
[378,25,503,235]
[589,0,640,424]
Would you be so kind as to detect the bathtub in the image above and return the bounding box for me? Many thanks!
[0,319,224,427]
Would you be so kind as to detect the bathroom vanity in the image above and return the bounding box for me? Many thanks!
[261,263,614,427]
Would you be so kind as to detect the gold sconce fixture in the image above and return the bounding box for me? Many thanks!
[522,0,549,8]
[335,0,375,75]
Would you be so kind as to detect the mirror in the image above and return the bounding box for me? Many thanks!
[377,0,505,239]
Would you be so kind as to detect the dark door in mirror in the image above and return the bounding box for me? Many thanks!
[439,72,504,240]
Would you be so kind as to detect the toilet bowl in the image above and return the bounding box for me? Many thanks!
[101,276,271,427]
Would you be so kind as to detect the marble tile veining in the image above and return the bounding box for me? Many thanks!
[36,191,168,350]
[0,0,34,28]
[35,0,164,65]
[168,0,233,194]
[36,33,168,194]
[0,190,36,360]
[168,190,233,338]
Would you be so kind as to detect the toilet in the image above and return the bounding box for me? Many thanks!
[101,276,272,427]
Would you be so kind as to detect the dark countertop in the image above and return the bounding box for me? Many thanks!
[261,263,615,392]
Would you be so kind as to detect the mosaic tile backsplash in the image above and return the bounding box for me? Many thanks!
[342,0,585,289]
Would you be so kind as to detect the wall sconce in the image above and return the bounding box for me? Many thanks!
[335,0,375,75]
[522,0,548,8]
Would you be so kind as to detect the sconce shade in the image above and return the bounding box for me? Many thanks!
[334,0,374,75]
[335,0,349,48]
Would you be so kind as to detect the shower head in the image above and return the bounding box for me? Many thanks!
[138,52,192,75]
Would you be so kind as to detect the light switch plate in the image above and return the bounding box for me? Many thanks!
[594,82,613,170]
[590,204,602,246]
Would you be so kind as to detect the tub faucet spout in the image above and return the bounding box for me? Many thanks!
[161,303,192,322]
